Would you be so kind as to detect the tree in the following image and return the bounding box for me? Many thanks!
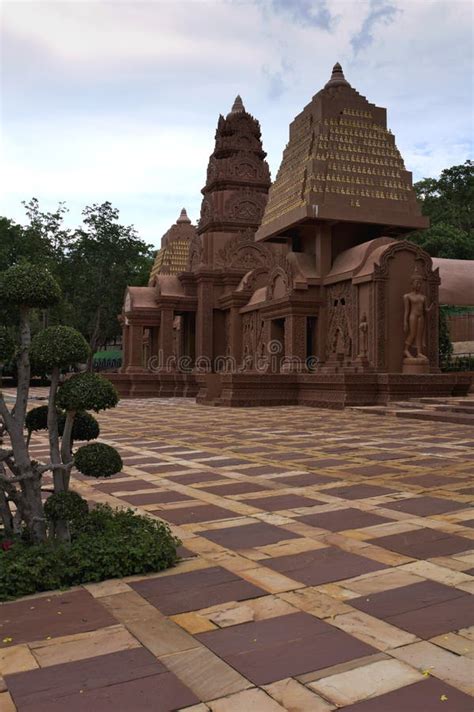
[0,264,122,543]
[64,202,153,365]
[409,160,474,259]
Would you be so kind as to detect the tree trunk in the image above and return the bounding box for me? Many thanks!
[87,306,102,372]
[0,488,13,537]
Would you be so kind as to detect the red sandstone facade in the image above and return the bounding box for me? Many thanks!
[110,65,471,405]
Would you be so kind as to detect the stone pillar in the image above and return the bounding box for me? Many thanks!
[195,277,214,370]
[282,315,307,372]
[228,307,242,365]
[159,308,175,371]
[149,326,160,371]
[125,324,144,373]
[120,322,130,372]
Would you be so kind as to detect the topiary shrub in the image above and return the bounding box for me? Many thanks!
[74,443,122,478]
[0,326,15,364]
[0,263,61,308]
[44,491,89,530]
[30,326,90,374]
[56,372,119,412]
[25,405,51,433]
[58,411,100,441]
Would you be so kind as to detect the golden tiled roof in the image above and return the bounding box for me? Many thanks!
[149,209,196,281]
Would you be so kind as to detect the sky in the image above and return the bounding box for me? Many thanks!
[1,0,473,248]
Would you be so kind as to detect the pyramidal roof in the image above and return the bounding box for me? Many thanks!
[149,209,196,281]
[256,64,428,241]
[228,95,246,116]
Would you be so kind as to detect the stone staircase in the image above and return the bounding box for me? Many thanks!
[349,395,474,426]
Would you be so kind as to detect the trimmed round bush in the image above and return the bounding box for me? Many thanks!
[56,372,119,412]
[0,327,15,364]
[0,263,61,308]
[25,405,51,433]
[74,443,122,478]
[44,491,89,528]
[30,326,89,374]
[58,411,100,442]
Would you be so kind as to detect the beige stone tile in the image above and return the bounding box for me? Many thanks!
[0,645,38,675]
[314,583,360,600]
[455,580,474,594]
[238,566,305,593]
[30,625,139,667]
[206,595,295,628]
[124,558,210,582]
[452,552,474,565]
[297,652,389,684]
[309,659,423,706]
[0,691,16,712]
[170,612,217,634]
[280,587,351,618]
[392,641,474,695]
[331,610,419,651]
[357,545,414,566]
[83,580,132,597]
[399,560,473,587]
[161,647,251,701]
[263,678,335,711]
[428,555,473,572]
[458,626,474,641]
[257,537,326,558]
[341,569,423,595]
[177,705,209,712]
[344,521,419,540]
[0,677,5,694]
[430,633,474,658]
[100,591,200,657]
[208,688,285,711]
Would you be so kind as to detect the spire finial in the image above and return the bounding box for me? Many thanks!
[325,62,350,89]
[177,207,191,224]
[229,95,245,115]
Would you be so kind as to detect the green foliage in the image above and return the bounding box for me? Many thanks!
[56,372,119,412]
[25,405,51,433]
[44,491,89,530]
[410,161,474,260]
[443,355,474,372]
[0,327,15,364]
[58,411,100,441]
[74,442,122,478]
[0,505,180,600]
[30,326,90,373]
[439,307,454,369]
[0,263,61,309]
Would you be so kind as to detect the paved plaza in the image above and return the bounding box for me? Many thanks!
[1,394,473,711]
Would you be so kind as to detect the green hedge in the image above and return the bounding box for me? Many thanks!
[0,505,181,600]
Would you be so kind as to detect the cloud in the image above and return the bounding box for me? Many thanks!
[259,0,337,31]
[351,0,400,54]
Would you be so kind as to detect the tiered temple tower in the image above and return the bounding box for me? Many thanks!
[149,208,195,281]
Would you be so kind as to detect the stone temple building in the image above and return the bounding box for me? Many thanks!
[111,64,471,406]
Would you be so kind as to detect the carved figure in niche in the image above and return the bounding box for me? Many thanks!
[403,269,433,361]
[358,312,368,358]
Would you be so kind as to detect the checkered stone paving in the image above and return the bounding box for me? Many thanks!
[1,392,473,711]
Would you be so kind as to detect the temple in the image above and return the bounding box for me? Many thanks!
[110,64,471,406]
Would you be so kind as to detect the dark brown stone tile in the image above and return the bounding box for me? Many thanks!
[199,457,251,467]
[267,452,314,461]
[95,479,157,493]
[409,457,458,469]
[371,527,473,559]
[345,464,402,477]
[0,590,115,647]
[298,507,392,532]
[243,494,323,511]
[166,471,224,484]
[154,504,238,524]
[239,465,291,476]
[138,464,191,474]
[383,496,468,517]
[325,484,396,500]
[399,474,468,488]
[130,566,265,615]
[201,481,267,496]
[264,546,387,586]
[196,612,376,685]
[6,647,198,712]
[275,473,337,486]
[200,522,300,550]
[341,678,474,712]
[460,519,474,528]
[365,452,413,461]
[457,486,474,495]
[117,490,193,505]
